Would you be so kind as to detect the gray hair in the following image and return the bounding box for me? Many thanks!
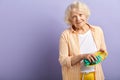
[64,1,91,25]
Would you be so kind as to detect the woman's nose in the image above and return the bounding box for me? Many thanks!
[76,16,81,21]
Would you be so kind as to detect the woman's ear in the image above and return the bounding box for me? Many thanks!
[68,18,72,25]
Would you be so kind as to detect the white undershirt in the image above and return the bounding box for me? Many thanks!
[79,30,97,73]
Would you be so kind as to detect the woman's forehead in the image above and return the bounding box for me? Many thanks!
[71,8,84,15]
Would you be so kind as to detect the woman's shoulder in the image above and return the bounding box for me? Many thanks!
[60,28,71,35]
[90,25,103,32]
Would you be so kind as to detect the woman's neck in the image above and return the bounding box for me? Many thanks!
[77,24,90,34]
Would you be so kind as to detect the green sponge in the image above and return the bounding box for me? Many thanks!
[84,55,102,66]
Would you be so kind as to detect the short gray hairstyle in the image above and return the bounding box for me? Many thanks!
[64,1,91,25]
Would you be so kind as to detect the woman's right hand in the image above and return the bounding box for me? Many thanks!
[82,54,97,63]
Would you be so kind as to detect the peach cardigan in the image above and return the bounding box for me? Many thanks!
[59,25,108,80]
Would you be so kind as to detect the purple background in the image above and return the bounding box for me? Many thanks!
[0,0,120,80]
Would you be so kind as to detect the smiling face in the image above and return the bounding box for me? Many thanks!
[69,8,88,29]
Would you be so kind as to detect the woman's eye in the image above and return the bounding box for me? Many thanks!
[72,16,76,19]
[79,14,82,16]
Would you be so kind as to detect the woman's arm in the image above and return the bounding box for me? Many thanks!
[99,28,108,60]
[59,33,72,68]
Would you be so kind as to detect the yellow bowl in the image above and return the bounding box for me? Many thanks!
[85,51,107,67]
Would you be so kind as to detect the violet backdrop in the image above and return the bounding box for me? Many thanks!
[0,0,120,80]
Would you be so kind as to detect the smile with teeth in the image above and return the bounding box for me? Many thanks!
[76,22,82,24]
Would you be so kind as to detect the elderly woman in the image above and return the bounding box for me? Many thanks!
[59,1,108,80]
